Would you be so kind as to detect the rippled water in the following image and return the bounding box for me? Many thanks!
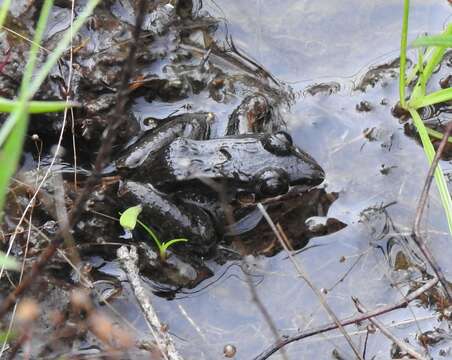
[115,1,452,359]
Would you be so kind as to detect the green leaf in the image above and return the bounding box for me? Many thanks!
[0,252,19,271]
[412,34,452,48]
[119,205,142,230]
[160,238,188,260]
[0,98,77,114]
[161,238,188,253]
[409,88,452,109]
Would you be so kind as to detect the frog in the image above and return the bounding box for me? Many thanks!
[115,95,325,256]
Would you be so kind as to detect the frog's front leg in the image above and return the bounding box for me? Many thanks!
[118,180,218,256]
[226,94,284,135]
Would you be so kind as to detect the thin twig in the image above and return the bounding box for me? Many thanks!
[353,298,427,360]
[257,204,364,360]
[253,277,438,360]
[117,246,183,360]
[412,122,452,300]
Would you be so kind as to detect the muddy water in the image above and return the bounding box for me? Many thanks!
[97,1,452,359]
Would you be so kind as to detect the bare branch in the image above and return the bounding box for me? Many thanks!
[117,246,184,360]
[353,298,427,360]
[253,277,438,360]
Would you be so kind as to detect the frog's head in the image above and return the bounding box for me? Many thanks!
[146,130,324,201]
[250,131,324,198]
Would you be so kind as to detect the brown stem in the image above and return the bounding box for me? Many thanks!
[253,277,438,360]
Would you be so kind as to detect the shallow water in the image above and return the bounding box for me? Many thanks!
[127,1,452,359]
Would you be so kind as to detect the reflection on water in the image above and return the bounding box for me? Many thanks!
[206,0,450,81]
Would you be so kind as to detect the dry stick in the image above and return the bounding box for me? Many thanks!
[0,0,149,320]
[411,121,452,301]
[117,246,183,360]
[353,299,427,360]
[257,204,364,360]
[253,277,438,360]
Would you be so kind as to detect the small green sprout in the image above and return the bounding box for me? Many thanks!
[119,205,188,260]
[119,204,142,230]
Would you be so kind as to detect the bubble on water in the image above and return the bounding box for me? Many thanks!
[223,344,236,358]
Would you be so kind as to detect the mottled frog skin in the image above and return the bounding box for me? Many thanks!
[116,95,324,255]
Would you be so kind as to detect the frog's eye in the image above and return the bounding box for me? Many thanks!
[261,131,293,156]
[254,168,289,197]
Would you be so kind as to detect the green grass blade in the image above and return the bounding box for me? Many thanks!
[0,98,77,113]
[406,47,435,84]
[425,127,452,143]
[409,88,452,109]
[0,112,29,212]
[20,0,54,94]
[410,109,452,235]
[0,0,54,213]
[410,24,452,103]
[29,0,101,96]
[161,238,188,251]
[160,238,188,259]
[399,0,410,108]
[136,219,163,248]
[0,0,12,28]
[412,34,452,48]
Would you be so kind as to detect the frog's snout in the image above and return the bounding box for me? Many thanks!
[292,146,325,186]
[305,162,325,186]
